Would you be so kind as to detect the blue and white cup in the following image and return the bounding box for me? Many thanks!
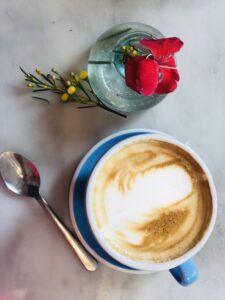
[70,129,217,286]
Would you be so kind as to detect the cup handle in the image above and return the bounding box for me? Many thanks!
[169,259,198,286]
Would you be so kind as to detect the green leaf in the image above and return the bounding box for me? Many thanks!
[51,69,67,88]
[40,73,54,85]
[32,89,49,92]
[29,73,43,84]
[52,91,63,94]
[19,66,29,77]
[32,96,50,103]
[99,28,132,41]
[77,105,98,109]
[79,80,92,91]
[78,81,92,101]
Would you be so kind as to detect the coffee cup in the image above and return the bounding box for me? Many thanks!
[86,133,217,284]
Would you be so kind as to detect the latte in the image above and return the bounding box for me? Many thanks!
[90,139,212,263]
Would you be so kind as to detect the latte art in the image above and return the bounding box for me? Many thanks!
[91,139,212,263]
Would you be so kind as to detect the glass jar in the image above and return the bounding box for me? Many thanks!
[88,22,167,114]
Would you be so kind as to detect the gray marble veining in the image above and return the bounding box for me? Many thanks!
[0,0,225,299]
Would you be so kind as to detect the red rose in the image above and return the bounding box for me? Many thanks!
[125,37,184,96]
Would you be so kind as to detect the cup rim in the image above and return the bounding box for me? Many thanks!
[86,133,217,271]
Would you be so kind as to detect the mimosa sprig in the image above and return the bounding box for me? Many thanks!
[20,67,126,117]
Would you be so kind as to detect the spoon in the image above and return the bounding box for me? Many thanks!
[0,152,98,271]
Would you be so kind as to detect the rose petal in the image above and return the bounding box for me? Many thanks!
[136,58,159,96]
[164,56,176,67]
[125,57,159,96]
[125,56,144,92]
[155,67,180,94]
[160,56,180,81]
[140,37,184,63]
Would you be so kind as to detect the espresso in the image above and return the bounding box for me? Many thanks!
[91,139,212,263]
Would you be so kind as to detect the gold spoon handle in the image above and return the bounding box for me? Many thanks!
[38,195,98,271]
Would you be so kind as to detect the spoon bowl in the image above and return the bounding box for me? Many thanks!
[0,152,40,197]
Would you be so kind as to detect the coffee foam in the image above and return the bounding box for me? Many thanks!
[91,140,212,263]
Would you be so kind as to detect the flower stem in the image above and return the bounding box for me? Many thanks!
[98,103,126,117]
[77,81,92,101]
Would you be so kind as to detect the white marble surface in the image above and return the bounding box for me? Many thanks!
[0,0,225,299]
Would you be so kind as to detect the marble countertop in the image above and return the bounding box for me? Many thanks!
[0,0,225,299]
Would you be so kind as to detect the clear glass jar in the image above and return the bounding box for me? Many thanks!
[88,22,167,114]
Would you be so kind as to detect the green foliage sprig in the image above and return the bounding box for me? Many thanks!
[20,67,126,117]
